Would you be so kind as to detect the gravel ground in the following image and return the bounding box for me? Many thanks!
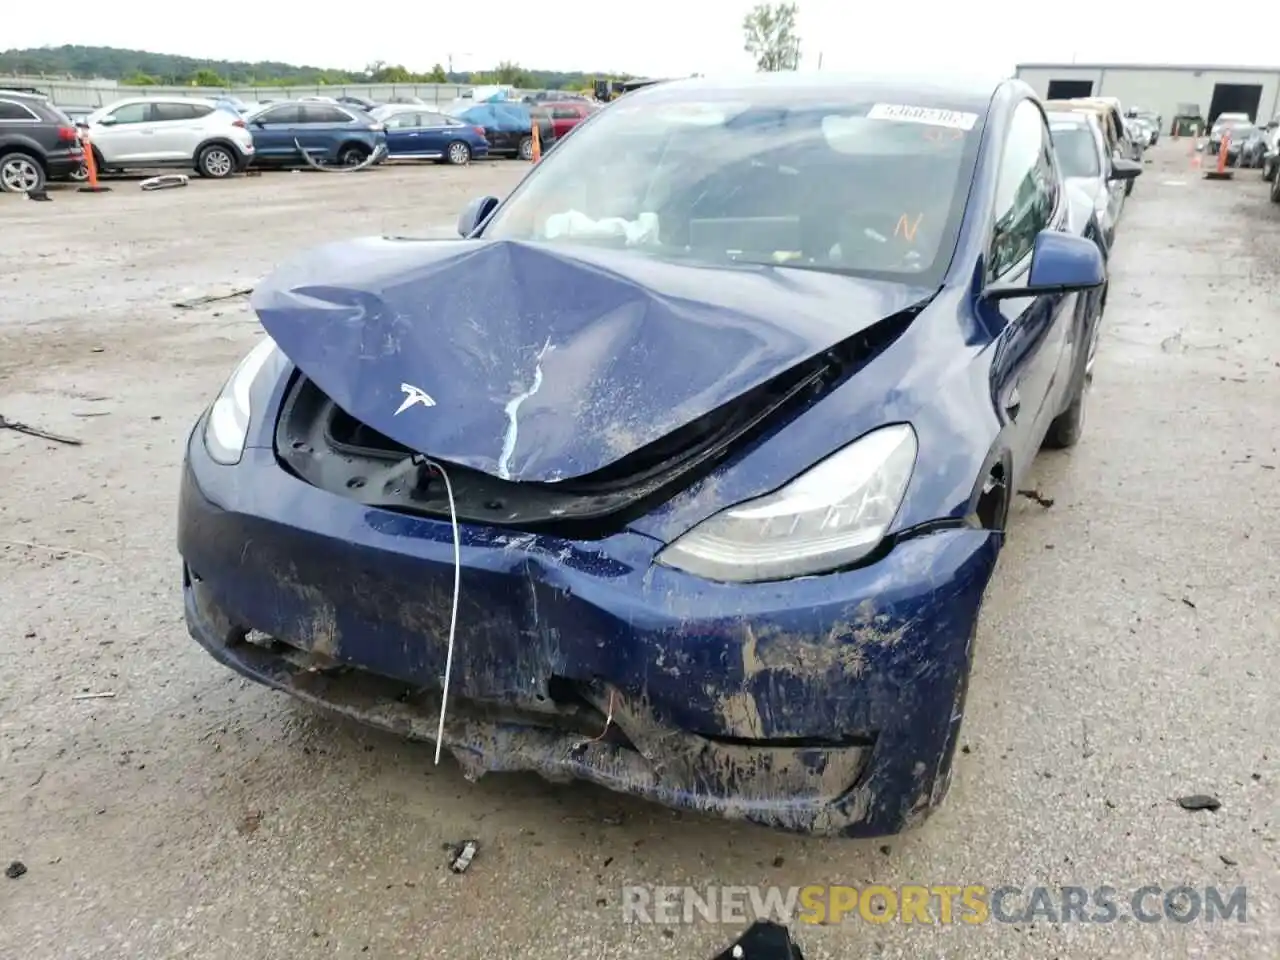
[1,149,1277,959]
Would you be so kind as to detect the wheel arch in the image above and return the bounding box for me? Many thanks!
[0,138,48,170]
[337,139,371,158]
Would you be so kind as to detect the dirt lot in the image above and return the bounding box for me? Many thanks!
[1,151,1277,959]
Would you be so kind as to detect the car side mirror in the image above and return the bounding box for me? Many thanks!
[984,231,1104,301]
[97,116,117,126]
[457,195,500,237]
[1109,157,1143,181]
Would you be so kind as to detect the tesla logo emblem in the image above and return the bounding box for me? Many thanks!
[395,383,437,415]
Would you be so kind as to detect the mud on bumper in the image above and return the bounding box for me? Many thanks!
[179,444,1000,838]
[188,571,888,834]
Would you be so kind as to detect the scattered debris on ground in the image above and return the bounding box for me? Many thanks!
[5,861,27,879]
[0,414,82,446]
[140,174,189,191]
[1176,794,1222,812]
[1017,489,1056,508]
[173,289,253,310]
[448,840,478,874]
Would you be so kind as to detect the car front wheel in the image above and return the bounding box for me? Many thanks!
[1271,168,1280,203]
[197,144,236,179]
[1043,286,1104,450]
[516,136,533,161]
[338,145,369,167]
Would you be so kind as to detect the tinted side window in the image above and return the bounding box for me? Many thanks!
[0,99,39,121]
[108,102,153,124]
[301,105,353,124]
[990,100,1058,279]
[153,102,205,122]
[421,112,450,126]
[259,105,302,124]
[384,113,420,129]
[551,106,579,119]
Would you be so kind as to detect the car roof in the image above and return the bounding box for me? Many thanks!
[105,96,221,108]
[1046,110,1090,125]
[624,71,1006,114]
[0,88,48,101]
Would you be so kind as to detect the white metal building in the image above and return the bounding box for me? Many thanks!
[1014,63,1280,131]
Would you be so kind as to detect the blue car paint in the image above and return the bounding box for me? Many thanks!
[457,102,534,132]
[178,75,1106,836]
[248,103,387,165]
[180,441,997,835]
[384,115,489,161]
[252,237,934,482]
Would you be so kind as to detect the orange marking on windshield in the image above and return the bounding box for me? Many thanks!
[895,213,923,242]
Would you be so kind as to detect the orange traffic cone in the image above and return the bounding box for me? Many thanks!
[1205,131,1233,180]
[530,123,541,164]
[77,130,111,193]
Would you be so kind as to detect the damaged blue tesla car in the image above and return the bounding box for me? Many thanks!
[178,73,1107,837]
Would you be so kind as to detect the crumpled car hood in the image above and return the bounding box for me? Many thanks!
[252,237,931,483]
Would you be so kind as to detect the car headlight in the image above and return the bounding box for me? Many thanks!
[204,335,278,465]
[656,424,918,583]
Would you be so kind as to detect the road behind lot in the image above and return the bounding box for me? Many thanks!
[1,151,1277,959]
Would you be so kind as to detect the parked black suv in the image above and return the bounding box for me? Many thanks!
[0,89,84,193]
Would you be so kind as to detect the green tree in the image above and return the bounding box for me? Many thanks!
[123,72,160,85]
[189,68,227,87]
[493,60,531,87]
[371,63,414,82]
[742,2,801,72]
[427,63,448,83]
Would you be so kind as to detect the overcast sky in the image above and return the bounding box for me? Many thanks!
[7,0,1277,77]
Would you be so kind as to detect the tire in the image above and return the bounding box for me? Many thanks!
[1265,161,1277,183]
[1043,287,1104,450]
[196,144,236,179]
[67,161,89,182]
[1271,168,1280,203]
[1124,178,1134,197]
[338,144,369,167]
[445,140,471,165]
[516,136,533,161]
[0,151,45,193]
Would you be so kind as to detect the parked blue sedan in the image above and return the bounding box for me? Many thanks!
[178,73,1107,837]
[245,100,387,168]
[378,108,490,164]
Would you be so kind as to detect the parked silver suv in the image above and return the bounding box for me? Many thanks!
[82,97,255,179]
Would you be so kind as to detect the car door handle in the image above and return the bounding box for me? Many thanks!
[1005,387,1022,420]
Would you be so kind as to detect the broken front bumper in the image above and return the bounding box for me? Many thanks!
[178,431,1000,837]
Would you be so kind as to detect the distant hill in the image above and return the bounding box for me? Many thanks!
[0,44,627,90]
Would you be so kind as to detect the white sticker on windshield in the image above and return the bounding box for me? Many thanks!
[866,103,978,131]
